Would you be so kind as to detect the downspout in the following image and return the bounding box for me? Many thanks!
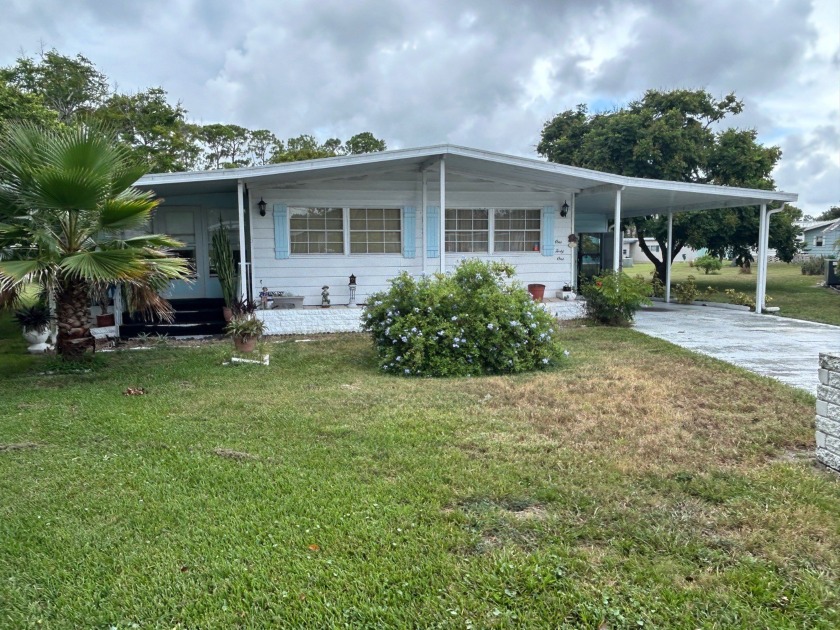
[665,212,673,303]
[237,181,247,301]
[439,157,446,274]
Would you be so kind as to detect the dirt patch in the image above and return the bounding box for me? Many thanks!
[508,504,548,520]
[212,448,257,461]
[0,442,40,453]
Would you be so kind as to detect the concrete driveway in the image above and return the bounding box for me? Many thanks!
[633,303,840,394]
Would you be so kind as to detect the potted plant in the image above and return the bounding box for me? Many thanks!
[559,283,576,301]
[14,302,52,353]
[91,283,115,327]
[210,218,239,321]
[225,315,266,353]
[231,297,257,319]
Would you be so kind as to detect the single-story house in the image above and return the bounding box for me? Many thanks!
[799,220,840,257]
[623,237,706,265]
[133,144,797,325]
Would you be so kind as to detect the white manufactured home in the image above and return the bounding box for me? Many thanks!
[135,144,797,323]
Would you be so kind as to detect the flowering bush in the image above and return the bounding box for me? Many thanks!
[581,271,651,326]
[362,259,562,377]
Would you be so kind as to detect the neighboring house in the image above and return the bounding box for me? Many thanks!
[799,220,840,257]
[135,144,796,309]
[623,237,705,264]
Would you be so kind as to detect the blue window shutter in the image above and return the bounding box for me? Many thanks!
[402,206,416,258]
[541,206,555,256]
[426,206,440,258]
[273,204,289,259]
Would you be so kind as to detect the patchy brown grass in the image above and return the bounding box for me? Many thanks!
[458,326,813,475]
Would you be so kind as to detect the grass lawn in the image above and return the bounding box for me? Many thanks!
[1,326,838,628]
[630,261,840,327]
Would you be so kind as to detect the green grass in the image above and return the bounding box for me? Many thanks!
[630,261,840,326]
[1,326,838,628]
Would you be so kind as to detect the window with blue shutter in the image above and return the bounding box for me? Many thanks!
[426,206,440,258]
[541,206,555,256]
[273,204,289,259]
[402,206,416,258]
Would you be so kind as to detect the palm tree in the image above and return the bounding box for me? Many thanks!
[0,123,190,358]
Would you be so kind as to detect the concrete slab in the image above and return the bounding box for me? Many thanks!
[633,303,840,395]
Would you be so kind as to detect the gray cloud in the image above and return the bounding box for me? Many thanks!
[0,0,837,214]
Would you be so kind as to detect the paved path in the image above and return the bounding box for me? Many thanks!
[633,303,840,394]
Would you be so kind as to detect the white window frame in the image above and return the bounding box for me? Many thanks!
[815,235,824,247]
[288,206,403,256]
[348,207,402,255]
[444,207,542,254]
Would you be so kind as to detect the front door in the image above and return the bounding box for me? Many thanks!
[156,207,205,299]
[578,233,603,284]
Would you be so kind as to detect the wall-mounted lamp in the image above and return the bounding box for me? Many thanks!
[258,198,267,217]
[560,201,570,218]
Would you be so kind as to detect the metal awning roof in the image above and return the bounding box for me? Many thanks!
[136,144,797,214]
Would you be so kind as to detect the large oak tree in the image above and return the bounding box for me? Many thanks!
[537,89,799,279]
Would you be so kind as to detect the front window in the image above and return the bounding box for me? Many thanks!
[290,207,344,254]
[445,208,488,253]
[494,209,541,252]
[816,235,824,247]
[350,208,401,254]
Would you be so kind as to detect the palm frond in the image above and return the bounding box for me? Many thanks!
[59,249,148,283]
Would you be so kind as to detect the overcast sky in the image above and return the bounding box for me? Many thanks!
[2,0,838,215]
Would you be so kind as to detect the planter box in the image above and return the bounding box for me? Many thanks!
[271,296,305,310]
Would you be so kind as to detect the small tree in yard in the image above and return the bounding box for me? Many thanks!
[362,259,561,377]
[0,124,191,358]
[694,254,723,275]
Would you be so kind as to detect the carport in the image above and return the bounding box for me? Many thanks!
[572,177,797,314]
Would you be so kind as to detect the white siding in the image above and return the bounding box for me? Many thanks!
[249,169,575,305]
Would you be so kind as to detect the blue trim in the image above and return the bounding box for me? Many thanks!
[273,204,289,259]
[402,206,416,258]
[541,206,555,256]
[426,206,440,258]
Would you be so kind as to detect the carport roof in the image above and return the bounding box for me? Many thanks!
[136,144,797,214]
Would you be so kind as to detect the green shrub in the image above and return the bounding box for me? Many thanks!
[694,254,723,275]
[649,271,665,298]
[674,275,699,304]
[362,259,561,377]
[724,288,756,309]
[801,256,825,276]
[581,271,652,326]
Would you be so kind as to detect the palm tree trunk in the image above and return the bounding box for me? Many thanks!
[55,276,95,358]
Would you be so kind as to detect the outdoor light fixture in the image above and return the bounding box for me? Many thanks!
[348,274,357,307]
[560,201,569,218]
[258,198,267,217]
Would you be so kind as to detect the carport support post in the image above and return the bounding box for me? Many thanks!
[613,188,622,272]
[439,157,446,274]
[756,203,767,314]
[665,211,673,303]
[237,181,247,301]
[421,170,428,275]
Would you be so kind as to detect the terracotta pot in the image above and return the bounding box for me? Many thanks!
[234,335,257,353]
[96,313,115,327]
[222,306,233,322]
[527,283,546,302]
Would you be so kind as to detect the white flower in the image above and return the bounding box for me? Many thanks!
[487,323,494,330]
[563,350,570,356]
[413,307,420,313]
[451,316,458,321]
[404,368,410,374]
[542,358,550,364]
[400,336,408,343]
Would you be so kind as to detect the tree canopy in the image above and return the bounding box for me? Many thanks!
[0,49,389,174]
[538,89,798,278]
